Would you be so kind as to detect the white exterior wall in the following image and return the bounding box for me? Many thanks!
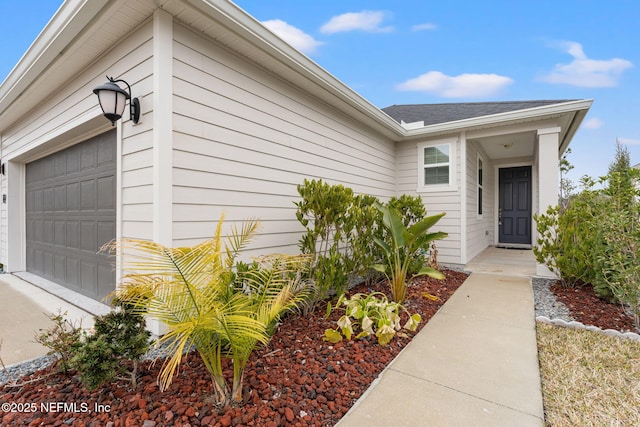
[396,134,462,265]
[0,20,154,271]
[170,24,396,253]
[465,141,494,262]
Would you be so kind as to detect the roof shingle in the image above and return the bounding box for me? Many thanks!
[382,100,577,126]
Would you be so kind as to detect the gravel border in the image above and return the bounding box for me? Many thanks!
[532,277,640,342]
[532,277,573,321]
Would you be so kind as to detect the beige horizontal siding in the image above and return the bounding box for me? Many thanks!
[170,24,396,253]
[396,136,462,264]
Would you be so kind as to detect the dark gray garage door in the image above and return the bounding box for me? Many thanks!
[26,130,116,302]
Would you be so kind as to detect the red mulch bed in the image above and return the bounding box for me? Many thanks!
[1,270,467,427]
[550,282,636,332]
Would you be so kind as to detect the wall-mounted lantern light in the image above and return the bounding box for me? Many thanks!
[0,163,5,176]
[93,76,140,126]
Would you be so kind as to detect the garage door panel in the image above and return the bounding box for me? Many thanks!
[98,221,115,248]
[44,220,54,244]
[98,264,114,298]
[43,252,53,276]
[26,130,116,302]
[66,220,79,249]
[66,258,79,284]
[54,153,66,177]
[34,220,44,241]
[55,185,66,210]
[98,138,115,165]
[55,221,65,246]
[98,176,115,209]
[67,183,80,210]
[80,221,97,252]
[80,262,97,294]
[44,188,55,211]
[81,144,95,170]
[81,179,96,210]
[66,147,80,174]
[54,254,65,281]
[33,189,43,211]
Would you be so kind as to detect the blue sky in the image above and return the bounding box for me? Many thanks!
[1,1,639,184]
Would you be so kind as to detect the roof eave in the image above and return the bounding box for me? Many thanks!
[401,99,593,140]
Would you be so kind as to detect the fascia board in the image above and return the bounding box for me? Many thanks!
[402,99,594,140]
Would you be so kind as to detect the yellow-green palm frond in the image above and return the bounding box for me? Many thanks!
[107,215,265,403]
[224,218,260,269]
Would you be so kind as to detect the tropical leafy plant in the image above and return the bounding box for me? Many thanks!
[372,202,447,303]
[324,292,421,345]
[111,215,308,405]
[227,253,310,402]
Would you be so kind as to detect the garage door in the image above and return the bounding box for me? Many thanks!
[26,130,116,302]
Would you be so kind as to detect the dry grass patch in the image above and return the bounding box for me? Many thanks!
[537,322,640,426]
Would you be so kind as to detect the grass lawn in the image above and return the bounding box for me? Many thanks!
[537,322,640,426]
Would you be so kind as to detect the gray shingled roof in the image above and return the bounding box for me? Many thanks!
[382,100,576,126]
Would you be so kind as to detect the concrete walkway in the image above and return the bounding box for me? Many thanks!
[0,274,97,367]
[338,272,544,426]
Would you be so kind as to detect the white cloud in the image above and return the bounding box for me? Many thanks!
[541,41,633,88]
[320,11,393,34]
[618,137,640,146]
[583,118,604,129]
[262,19,323,54]
[412,23,437,31]
[396,71,513,98]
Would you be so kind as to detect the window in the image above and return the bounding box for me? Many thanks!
[477,156,484,216]
[423,145,449,185]
[417,139,456,192]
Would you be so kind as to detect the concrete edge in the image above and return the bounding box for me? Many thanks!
[536,316,640,341]
[10,272,111,316]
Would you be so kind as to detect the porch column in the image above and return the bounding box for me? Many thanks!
[536,127,561,277]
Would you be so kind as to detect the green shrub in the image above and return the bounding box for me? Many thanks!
[533,187,605,289]
[71,335,119,390]
[595,208,640,331]
[71,302,151,390]
[295,180,439,305]
[534,144,640,314]
[34,310,83,374]
[295,179,356,306]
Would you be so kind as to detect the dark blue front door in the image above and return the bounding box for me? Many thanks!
[499,166,532,245]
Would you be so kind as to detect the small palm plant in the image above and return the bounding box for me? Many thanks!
[373,202,447,303]
[227,253,310,402]
[110,215,309,405]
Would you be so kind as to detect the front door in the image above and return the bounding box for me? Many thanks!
[499,166,532,245]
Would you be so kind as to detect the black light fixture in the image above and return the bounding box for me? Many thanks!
[0,163,4,176]
[93,76,140,126]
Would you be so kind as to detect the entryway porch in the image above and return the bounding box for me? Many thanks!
[465,246,536,277]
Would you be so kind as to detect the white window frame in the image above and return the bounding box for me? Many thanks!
[477,153,484,218]
[417,138,457,193]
